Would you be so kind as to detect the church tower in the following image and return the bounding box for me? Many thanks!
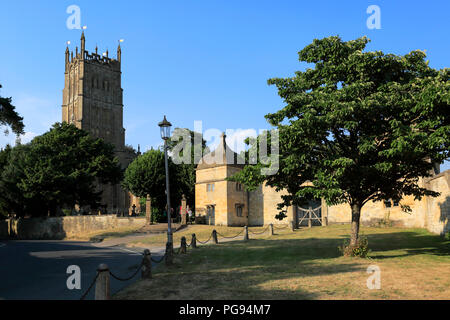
[62,32,135,214]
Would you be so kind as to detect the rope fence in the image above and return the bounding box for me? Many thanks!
[82,221,299,300]
[248,225,270,235]
[80,272,99,300]
[109,261,144,282]
[216,228,244,239]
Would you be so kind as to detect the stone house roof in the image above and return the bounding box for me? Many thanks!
[197,133,245,170]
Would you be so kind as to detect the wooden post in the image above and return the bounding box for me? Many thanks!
[244,226,249,241]
[269,223,274,236]
[180,237,187,254]
[165,242,173,266]
[308,207,312,228]
[290,221,295,232]
[321,198,328,226]
[212,230,219,244]
[191,234,197,248]
[95,264,110,300]
[146,195,151,225]
[142,249,152,279]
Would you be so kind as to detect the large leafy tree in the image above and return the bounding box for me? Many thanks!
[168,128,209,208]
[0,84,25,136]
[123,129,208,216]
[0,122,123,217]
[122,148,181,216]
[231,36,449,249]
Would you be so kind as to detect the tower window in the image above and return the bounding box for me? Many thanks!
[207,183,215,192]
[236,183,242,191]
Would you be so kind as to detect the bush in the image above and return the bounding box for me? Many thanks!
[151,208,167,223]
[338,234,371,258]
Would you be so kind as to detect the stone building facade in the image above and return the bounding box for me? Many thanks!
[195,133,296,227]
[62,32,137,214]
[195,134,449,235]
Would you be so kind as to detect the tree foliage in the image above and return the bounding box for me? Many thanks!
[0,84,25,136]
[231,36,449,247]
[123,128,208,216]
[122,148,180,216]
[0,122,123,217]
[168,128,209,208]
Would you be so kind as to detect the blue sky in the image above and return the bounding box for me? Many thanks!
[0,0,449,170]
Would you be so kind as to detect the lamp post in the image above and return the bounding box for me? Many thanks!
[158,115,173,252]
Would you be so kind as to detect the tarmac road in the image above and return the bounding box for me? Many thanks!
[0,240,161,300]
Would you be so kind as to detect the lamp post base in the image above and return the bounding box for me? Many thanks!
[165,241,174,266]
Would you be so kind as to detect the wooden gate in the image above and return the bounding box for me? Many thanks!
[296,206,322,228]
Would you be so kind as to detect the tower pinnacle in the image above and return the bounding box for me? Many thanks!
[80,31,85,59]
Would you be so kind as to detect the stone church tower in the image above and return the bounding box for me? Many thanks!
[62,32,136,214]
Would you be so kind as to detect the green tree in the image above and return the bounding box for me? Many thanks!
[0,122,123,217]
[231,36,449,250]
[122,148,181,219]
[168,128,209,209]
[0,84,25,136]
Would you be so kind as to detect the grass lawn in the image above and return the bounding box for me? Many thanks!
[64,225,143,242]
[114,224,450,300]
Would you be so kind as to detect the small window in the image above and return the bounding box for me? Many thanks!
[384,199,399,208]
[236,205,243,217]
[207,183,215,192]
[236,183,242,191]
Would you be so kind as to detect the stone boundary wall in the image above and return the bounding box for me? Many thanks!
[0,215,146,240]
[0,220,8,239]
[326,170,450,235]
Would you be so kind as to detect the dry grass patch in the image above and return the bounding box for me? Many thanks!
[114,225,450,300]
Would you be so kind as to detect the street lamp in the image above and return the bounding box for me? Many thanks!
[158,115,173,255]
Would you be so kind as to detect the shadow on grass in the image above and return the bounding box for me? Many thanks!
[116,228,450,299]
[364,231,450,259]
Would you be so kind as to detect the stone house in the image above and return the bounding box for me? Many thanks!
[195,134,450,235]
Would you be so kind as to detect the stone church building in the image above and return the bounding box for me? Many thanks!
[62,32,137,214]
[195,134,450,235]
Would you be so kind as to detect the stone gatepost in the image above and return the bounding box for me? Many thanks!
[181,194,187,225]
[146,194,151,225]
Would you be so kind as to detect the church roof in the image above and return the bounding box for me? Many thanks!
[197,133,245,170]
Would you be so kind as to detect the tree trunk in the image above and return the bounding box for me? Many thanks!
[350,203,361,247]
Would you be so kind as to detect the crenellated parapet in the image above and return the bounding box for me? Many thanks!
[65,31,121,71]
